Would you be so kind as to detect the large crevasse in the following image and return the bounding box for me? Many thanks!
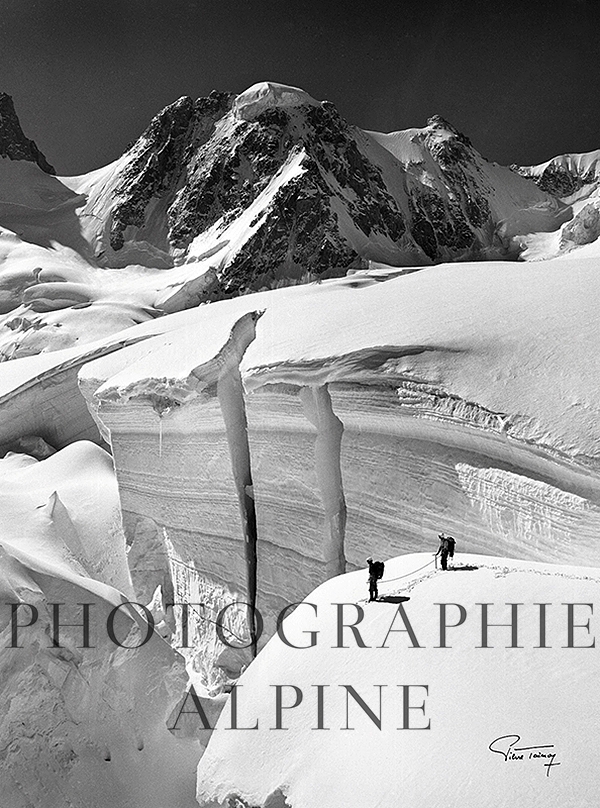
[78,263,600,696]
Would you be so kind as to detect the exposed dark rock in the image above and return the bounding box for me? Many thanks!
[168,95,408,289]
[0,93,55,174]
[400,117,492,258]
[512,161,598,198]
[110,92,233,251]
[221,153,360,292]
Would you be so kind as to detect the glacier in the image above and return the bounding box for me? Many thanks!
[2,80,600,807]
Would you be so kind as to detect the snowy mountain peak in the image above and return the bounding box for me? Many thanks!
[61,85,561,286]
[425,113,463,135]
[0,86,570,359]
[0,92,55,174]
[232,81,319,121]
[514,149,600,198]
[420,115,476,169]
[94,89,234,256]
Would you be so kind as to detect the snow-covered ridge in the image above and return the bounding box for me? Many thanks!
[518,149,600,182]
[514,148,600,199]
[365,115,567,244]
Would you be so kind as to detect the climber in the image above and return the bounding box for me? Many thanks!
[435,534,456,571]
[366,557,385,601]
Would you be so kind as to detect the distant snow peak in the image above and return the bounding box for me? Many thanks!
[515,150,600,199]
[0,84,571,354]
[233,81,319,121]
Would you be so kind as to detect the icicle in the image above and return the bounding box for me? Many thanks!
[158,414,163,458]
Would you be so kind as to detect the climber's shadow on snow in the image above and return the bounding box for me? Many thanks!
[377,595,411,603]
[447,564,479,572]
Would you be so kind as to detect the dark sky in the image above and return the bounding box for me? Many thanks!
[2,0,599,174]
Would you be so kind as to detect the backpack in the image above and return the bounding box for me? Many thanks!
[373,560,385,580]
[444,537,456,557]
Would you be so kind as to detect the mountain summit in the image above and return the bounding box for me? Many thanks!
[0,83,574,358]
[56,82,563,286]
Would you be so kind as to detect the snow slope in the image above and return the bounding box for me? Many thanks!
[195,552,600,808]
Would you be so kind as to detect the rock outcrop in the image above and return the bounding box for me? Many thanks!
[559,201,600,248]
[0,93,55,174]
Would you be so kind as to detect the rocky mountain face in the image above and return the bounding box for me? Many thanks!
[0,92,55,174]
[0,82,564,306]
[373,115,497,260]
[71,84,413,283]
[107,91,233,253]
[58,82,560,292]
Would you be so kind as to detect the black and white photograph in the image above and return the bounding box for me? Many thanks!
[1,1,599,805]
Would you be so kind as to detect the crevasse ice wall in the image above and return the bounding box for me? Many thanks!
[80,260,600,687]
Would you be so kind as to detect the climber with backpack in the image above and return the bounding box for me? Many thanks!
[435,533,456,571]
[366,557,385,601]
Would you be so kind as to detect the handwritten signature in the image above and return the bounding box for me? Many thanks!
[489,734,561,776]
